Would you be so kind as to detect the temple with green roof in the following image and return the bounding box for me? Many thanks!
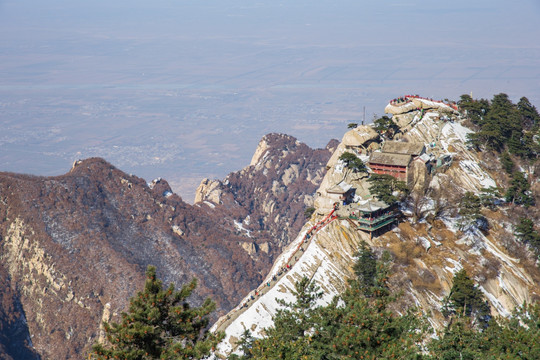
[338,199,398,239]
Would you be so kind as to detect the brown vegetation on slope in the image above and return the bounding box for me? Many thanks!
[0,134,333,359]
[0,158,263,358]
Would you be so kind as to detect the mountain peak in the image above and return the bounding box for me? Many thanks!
[213,96,540,357]
[249,133,300,167]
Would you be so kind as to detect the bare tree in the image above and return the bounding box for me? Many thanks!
[407,190,429,222]
[427,174,459,221]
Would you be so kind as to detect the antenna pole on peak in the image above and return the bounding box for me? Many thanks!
[362,106,365,125]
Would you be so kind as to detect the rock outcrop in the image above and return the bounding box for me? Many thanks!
[214,97,540,357]
[0,263,41,360]
[194,133,337,262]
[384,95,458,116]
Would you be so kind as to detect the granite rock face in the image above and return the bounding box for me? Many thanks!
[214,100,540,357]
[195,133,337,262]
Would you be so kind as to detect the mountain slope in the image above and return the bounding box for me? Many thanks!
[213,97,540,357]
[195,133,337,262]
[0,134,332,359]
[0,159,256,358]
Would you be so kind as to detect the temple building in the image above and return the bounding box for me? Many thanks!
[368,140,427,183]
[381,141,425,158]
[368,152,412,181]
[325,181,355,205]
[338,199,398,239]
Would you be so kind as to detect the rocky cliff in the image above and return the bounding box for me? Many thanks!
[213,97,540,357]
[0,136,332,359]
[0,262,41,360]
[194,133,337,262]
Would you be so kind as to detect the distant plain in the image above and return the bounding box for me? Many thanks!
[1,0,539,201]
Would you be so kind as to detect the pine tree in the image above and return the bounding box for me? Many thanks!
[372,115,399,138]
[442,269,491,327]
[460,93,540,157]
[489,93,522,140]
[505,171,534,207]
[497,303,540,358]
[324,292,426,360]
[457,192,484,230]
[324,250,426,359]
[507,130,526,157]
[339,152,367,173]
[352,241,377,296]
[474,120,505,151]
[467,93,521,152]
[522,131,540,159]
[514,217,538,244]
[429,316,488,360]
[431,303,540,359]
[91,266,223,360]
[517,96,540,131]
[228,330,254,360]
[499,151,514,174]
[248,276,325,359]
[368,174,409,205]
[458,94,490,125]
[514,217,540,257]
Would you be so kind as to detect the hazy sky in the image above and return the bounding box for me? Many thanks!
[1,0,539,201]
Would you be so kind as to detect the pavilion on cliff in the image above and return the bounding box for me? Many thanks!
[339,199,398,239]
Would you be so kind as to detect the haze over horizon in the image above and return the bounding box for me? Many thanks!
[1,0,539,201]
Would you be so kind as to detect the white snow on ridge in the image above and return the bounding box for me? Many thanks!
[444,258,462,274]
[438,121,472,154]
[458,160,496,190]
[415,98,454,111]
[210,223,313,331]
[270,227,311,276]
[233,220,252,237]
[214,223,348,356]
[441,121,472,144]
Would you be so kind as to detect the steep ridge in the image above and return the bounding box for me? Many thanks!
[0,158,263,358]
[195,133,337,262]
[0,135,332,359]
[213,97,540,357]
[212,213,369,356]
